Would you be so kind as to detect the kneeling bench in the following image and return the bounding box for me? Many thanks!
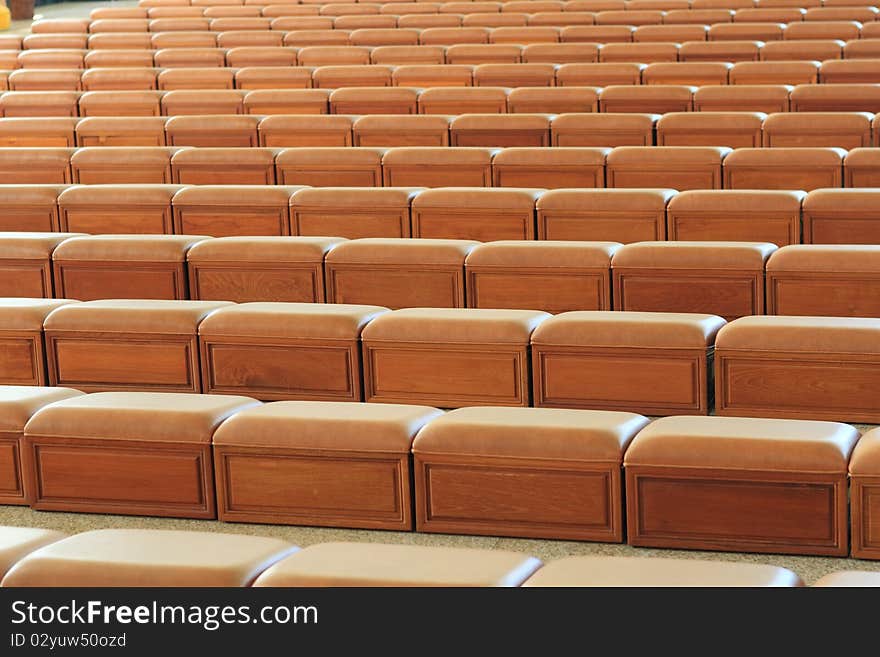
[715,316,880,423]
[213,400,442,530]
[1,529,295,587]
[624,415,858,556]
[0,298,78,387]
[22,392,259,518]
[0,526,67,580]
[413,406,648,541]
[252,542,542,587]
[849,428,880,560]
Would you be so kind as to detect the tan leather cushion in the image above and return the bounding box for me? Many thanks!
[612,241,777,269]
[413,406,648,461]
[694,84,792,105]
[44,299,234,334]
[524,556,802,587]
[290,187,422,208]
[165,115,259,134]
[551,114,662,137]
[276,147,384,166]
[848,427,880,476]
[0,386,84,432]
[607,146,732,167]
[0,526,67,579]
[845,147,880,167]
[723,147,847,168]
[803,189,879,214]
[199,302,388,339]
[0,185,69,206]
[0,117,79,137]
[353,115,452,133]
[658,111,765,132]
[465,240,620,268]
[531,310,726,348]
[418,87,508,105]
[383,147,498,166]
[767,245,880,273]
[326,237,478,265]
[171,147,278,166]
[411,187,542,209]
[187,236,344,263]
[451,113,551,131]
[71,146,181,166]
[668,190,805,215]
[330,87,418,104]
[601,85,696,103]
[0,298,79,331]
[362,307,550,344]
[812,571,880,587]
[1,529,295,587]
[624,415,859,473]
[213,400,442,451]
[537,188,675,211]
[491,147,609,166]
[52,235,210,262]
[0,232,84,258]
[58,184,184,207]
[0,148,74,168]
[171,185,300,207]
[257,114,353,134]
[24,391,259,443]
[0,93,79,113]
[763,111,872,134]
[716,315,880,354]
[252,542,541,587]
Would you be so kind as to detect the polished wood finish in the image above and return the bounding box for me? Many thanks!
[325,263,466,309]
[803,206,880,244]
[45,331,202,393]
[0,430,28,506]
[466,265,611,313]
[59,203,173,234]
[172,205,290,237]
[613,268,764,320]
[716,349,880,422]
[626,466,848,556]
[24,436,215,519]
[362,341,532,408]
[173,162,276,186]
[492,160,604,189]
[851,476,880,560]
[536,205,665,243]
[214,445,411,530]
[415,453,623,541]
[532,345,712,416]
[276,160,381,187]
[292,202,411,238]
[200,335,363,401]
[52,261,189,301]
[0,200,61,232]
[767,271,880,317]
[0,259,54,298]
[411,206,536,241]
[188,261,325,302]
[667,207,800,246]
[0,330,50,386]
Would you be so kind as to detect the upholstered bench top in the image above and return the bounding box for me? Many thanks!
[612,241,777,269]
[52,235,209,262]
[0,298,77,331]
[411,187,543,208]
[803,188,880,212]
[606,146,732,166]
[187,236,345,263]
[258,114,355,132]
[716,315,880,353]
[199,302,388,339]
[44,299,234,333]
[491,146,611,166]
[353,115,452,132]
[214,400,442,452]
[0,186,69,205]
[362,307,550,344]
[466,240,621,268]
[523,556,802,587]
[24,391,259,444]
[253,542,541,587]
[849,428,880,476]
[165,115,260,132]
[0,232,83,258]
[668,189,806,214]
[450,113,552,131]
[0,386,83,432]
[624,415,859,473]
[767,245,880,272]
[381,147,499,165]
[0,526,66,580]
[723,147,848,167]
[58,185,184,207]
[71,147,183,165]
[531,311,726,348]
[276,146,385,165]
[1,529,296,587]
[813,571,880,587]
[171,147,280,166]
[291,187,423,209]
[536,188,675,211]
[327,238,478,264]
[413,406,648,461]
[550,113,659,133]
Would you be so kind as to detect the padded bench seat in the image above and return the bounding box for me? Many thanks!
[0,526,67,580]
[171,185,305,237]
[290,187,422,239]
[413,406,648,541]
[490,147,608,188]
[57,184,182,234]
[0,232,82,298]
[411,188,541,241]
[253,542,541,587]
[850,428,880,560]
[0,298,78,386]
[212,401,441,529]
[624,415,858,556]
[22,392,258,518]
[0,185,68,233]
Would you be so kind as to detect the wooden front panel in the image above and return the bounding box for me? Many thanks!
[851,477,880,560]
[717,351,880,422]
[77,134,165,147]
[261,132,351,148]
[363,342,531,407]
[0,136,73,147]
[174,167,275,186]
[168,134,256,148]
[493,166,604,189]
[54,263,187,301]
[355,132,447,148]
[412,209,536,241]
[533,346,709,415]
[201,339,361,401]
[0,206,60,232]
[768,273,880,317]
[173,207,290,237]
[0,433,26,505]
[293,207,410,239]
[451,130,550,148]
[60,207,172,234]
[608,166,721,191]
[383,165,491,188]
[0,333,44,386]
[1,168,71,185]
[846,170,880,188]
[26,439,214,519]
[627,467,848,556]
[614,269,763,320]
[804,214,880,245]
[215,448,410,530]
[415,454,621,541]
[659,131,760,149]
[538,209,666,243]
[74,166,170,185]
[47,333,199,393]
[467,268,610,313]
[189,264,324,302]
[0,262,52,297]
[278,166,379,187]
[668,213,799,246]
[725,166,841,191]
[326,264,465,309]
[766,133,869,150]
[554,130,652,147]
